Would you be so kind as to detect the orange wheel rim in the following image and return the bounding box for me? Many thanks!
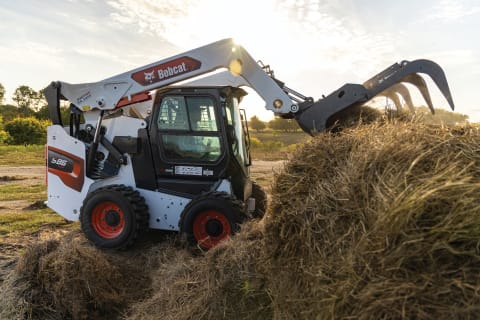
[192,210,232,249]
[91,201,125,239]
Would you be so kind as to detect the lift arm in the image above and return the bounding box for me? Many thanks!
[44,38,297,126]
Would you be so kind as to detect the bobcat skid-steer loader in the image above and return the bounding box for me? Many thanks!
[44,38,454,250]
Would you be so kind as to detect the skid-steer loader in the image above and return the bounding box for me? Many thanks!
[44,38,454,250]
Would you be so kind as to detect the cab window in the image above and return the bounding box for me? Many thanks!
[156,96,222,162]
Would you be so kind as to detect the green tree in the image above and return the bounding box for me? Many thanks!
[249,115,266,132]
[0,83,5,104]
[268,118,300,132]
[0,115,11,144]
[12,85,42,116]
[4,117,46,145]
[35,105,50,120]
[0,104,19,122]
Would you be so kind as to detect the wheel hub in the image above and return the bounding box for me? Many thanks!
[105,210,121,227]
[205,219,223,237]
[91,201,125,239]
[192,210,233,249]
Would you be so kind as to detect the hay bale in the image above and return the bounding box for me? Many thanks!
[0,231,156,319]
[126,221,271,320]
[264,122,480,319]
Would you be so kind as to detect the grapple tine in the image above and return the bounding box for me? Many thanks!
[401,74,435,114]
[379,83,415,112]
[380,90,403,111]
[294,59,455,135]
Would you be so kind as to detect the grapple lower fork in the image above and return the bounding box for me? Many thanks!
[294,59,455,135]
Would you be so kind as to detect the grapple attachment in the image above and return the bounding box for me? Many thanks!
[294,59,455,135]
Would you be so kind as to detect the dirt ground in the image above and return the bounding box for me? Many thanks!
[0,161,285,286]
[0,166,45,213]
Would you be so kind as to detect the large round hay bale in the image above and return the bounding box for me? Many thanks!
[264,122,480,319]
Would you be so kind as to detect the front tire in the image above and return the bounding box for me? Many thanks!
[80,185,149,250]
[180,192,246,250]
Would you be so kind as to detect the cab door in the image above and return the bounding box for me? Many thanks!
[150,92,229,196]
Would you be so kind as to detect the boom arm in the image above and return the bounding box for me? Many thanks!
[44,38,298,125]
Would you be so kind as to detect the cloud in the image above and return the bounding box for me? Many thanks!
[107,0,192,37]
[104,0,398,78]
[427,0,480,22]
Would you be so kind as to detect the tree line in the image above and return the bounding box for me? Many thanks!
[249,115,301,132]
[0,83,56,145]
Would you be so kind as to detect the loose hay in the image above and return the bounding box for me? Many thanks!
[0,231,159,319]
[126,221,271,320]
[326,105,384,132]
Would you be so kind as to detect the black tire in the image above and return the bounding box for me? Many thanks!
[80,185,149,250]
[251,181,267,219]
[179,191,246,250]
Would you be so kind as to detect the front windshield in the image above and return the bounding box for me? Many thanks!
[157,95,222,162]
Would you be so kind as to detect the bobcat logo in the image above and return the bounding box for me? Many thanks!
[144,70,155,83]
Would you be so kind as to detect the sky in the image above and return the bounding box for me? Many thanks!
[0,0,479,121]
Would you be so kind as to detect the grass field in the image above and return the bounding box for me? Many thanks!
[0,209,69,236]
[250,130,310,160]
[0,145,44,166]
[0,178,68,237]
[250,130,310,146]
[0,184,45,202]
[0,145,68,238]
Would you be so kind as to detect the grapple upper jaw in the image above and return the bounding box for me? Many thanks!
[294,59,455,135]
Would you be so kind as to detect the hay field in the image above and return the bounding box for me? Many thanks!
[1,120,480,319]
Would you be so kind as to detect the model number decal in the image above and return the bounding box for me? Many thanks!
[51,157,68,167]
[48,150,74,173]
[175,166,202,176]
[76,91,91,105]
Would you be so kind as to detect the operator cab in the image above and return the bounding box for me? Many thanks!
[137,86,252,201]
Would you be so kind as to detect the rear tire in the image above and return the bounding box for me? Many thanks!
[251,181,267,219]
[80,185,149,250]
[179,191,245,250]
